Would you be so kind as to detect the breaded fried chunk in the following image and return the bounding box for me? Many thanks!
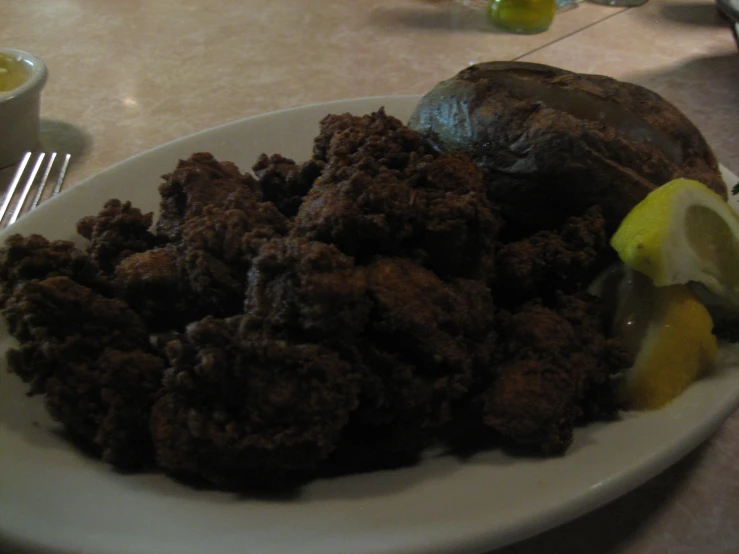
[114,244,243,329]
[252,153,324,217]
[0,234,104,306]
[245,237,371,341]
[181,202,289,266]
[366,257,494,377]
[312,108,433,173]
[337,258,496,457]
[150,316,361,488]
[114,191,290,329]
[4,276,165,467]
[156,152,260,241]
[296,111,501,281]
[482,293,633,454]
[77,199,159,274]
[495,206,613,305]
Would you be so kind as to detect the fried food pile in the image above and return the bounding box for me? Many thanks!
[0,109,633,490]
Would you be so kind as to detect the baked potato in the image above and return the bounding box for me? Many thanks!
[408,61,727,231]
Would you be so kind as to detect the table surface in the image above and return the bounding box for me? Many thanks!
[2,1,739,553]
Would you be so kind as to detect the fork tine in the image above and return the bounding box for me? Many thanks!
[8,153,46,226]
[49,153,71,198]
[1,152,71,229]
[0,151,32,222]
[29,152,57,210]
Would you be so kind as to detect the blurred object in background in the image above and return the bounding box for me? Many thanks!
[556,0,583,12]
[488,0,557,33]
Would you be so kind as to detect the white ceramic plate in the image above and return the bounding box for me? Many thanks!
[1,96,739,554]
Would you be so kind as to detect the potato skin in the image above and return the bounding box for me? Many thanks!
[408,61,726,229]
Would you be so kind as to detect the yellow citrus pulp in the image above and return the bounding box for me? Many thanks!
[611,178,739,310]
[605,268,717,410]
[608,178,736,409]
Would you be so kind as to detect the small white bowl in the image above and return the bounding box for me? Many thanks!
[0,48,48,168]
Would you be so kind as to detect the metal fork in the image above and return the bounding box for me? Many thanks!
[0,152,71,228]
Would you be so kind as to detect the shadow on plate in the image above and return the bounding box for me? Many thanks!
[298,416,606,502]
[489,441,710,553]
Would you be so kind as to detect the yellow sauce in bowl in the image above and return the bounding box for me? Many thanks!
[0,53,30,93]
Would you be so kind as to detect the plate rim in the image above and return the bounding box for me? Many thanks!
[1,95,738,554]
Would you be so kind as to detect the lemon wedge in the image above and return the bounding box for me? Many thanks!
[604,267,718,410]
[611,178,739,309]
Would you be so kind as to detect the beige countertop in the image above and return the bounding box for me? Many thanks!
[2,1,739,553]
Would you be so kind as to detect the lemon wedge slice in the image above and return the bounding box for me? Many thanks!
[605,267,718,410]
[611,178,739,309]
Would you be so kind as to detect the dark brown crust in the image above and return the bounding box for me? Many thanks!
[150,317,361,488]
[0,106,638,490]
[482,293,633,454]
[4,276,164,468]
